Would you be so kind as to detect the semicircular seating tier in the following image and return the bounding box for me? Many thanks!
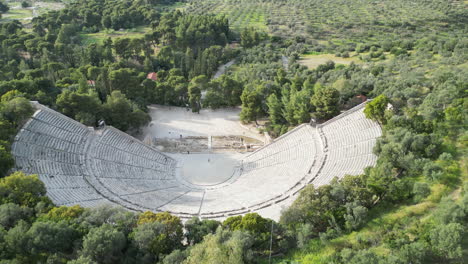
[11,102,381,220]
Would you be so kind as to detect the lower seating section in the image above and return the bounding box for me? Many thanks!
[197,125,321,217]
[87,127,178,203]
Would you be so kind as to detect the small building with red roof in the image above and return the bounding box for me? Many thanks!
[147,72,158,81]
[87,80,96,87]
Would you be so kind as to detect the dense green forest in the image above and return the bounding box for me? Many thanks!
[0,0,466,263]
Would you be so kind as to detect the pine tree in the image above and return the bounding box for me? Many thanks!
[311,85,340,120]
[266,93,284,125]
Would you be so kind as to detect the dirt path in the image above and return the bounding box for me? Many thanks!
[281,55,289,69]
[213,60,235,79]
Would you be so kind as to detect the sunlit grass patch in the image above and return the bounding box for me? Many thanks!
[80,26,151,45]
[298,53,359,69]
[1,8,32,20]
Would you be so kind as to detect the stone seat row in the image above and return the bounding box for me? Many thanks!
[242,146,313,172]
[89,159,175,180]
[34,110,89,136]
[14,156,82,176]
[321,113,379,135]
[244,125,315,161]
[38,174,90,189]
[243,136,316,169]
[98,128,176,166]
[321,153,376,177]
[16,129,84,153]
[47,187,104,206]
[98,178,180,196]
[323,125,381,147]
[90,144,174,171]
[326,140,376,159]
[13,141,82,164]
[23,120,85,144]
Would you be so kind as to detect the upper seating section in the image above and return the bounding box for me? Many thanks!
[311,103,381,187]
[11,107,103,206]
[242,124,318,171]
[12,108,90,171]
[12,105,179,209]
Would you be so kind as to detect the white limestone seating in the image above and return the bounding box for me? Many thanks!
[11,106,105,207]
[311,103,381,188]
[11,101,382,220]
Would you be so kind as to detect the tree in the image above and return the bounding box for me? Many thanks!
[0,118,14,142]
[184,227,254,264]
[188,75,206,113]
[42,205,85,223]
[55,24,79,45]
[230,213,270,235]
[0,146,14,178]
[267,93,284,125]
[296,223,313,249]
[132,221,171,262]
[412,182,430,202]
[102,91,150,131]
[1,90,25,103]
[311,85,340,120]
[343,202,368,231]
[162,249,187,264]
[434,197,465,225]
[55,90,102,126]
[0,1,9,13]
[0,97,33,129]
[240,85,262,123]
[0,203,32,229]
[0,172,51,207]
[280,184,342,234]
[185,217,220,245]
[430,223,464,260]
[108,68,142,100]
[223,213,276,251]
[67,256,97,264]
[4,220,30,257]
[78,205,136,235]
[388,241,429,264]
[26,221,77,258]
[136,211,183,251]
[113,38,132,60]
[21,1,30,8]
[240,27,262,48]
[81,224,126,264]
[364,94,389,125]
[339,248,382,264]
[283,87,311,125]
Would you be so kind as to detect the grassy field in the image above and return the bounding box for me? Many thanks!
[1,2,32,21]
[186,0,466,47]
[298,54,360,69]
[1,1,64,23]
[186,1,268,32]
[274,184,464,263]
[80,26,151,45]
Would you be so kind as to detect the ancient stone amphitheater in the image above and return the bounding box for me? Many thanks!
[11,102,381,220]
